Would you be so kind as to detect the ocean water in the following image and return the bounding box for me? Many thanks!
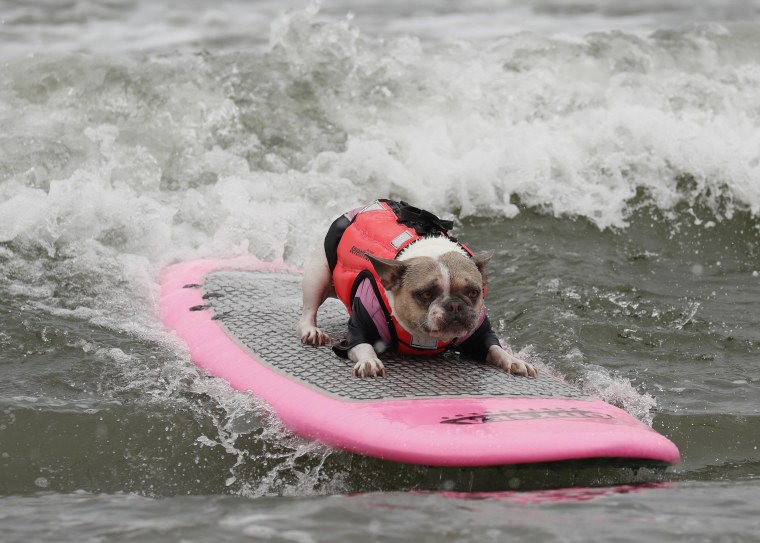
[2,0,760,541]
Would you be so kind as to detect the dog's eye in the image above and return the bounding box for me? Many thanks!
[415,290,435,304]
[415,287,440,304]
[467,289,480,300]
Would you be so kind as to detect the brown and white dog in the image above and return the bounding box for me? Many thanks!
[297,201,536,379]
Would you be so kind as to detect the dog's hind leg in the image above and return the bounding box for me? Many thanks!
[297,247,333,345]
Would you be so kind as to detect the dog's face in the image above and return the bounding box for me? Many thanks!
[368,251,492,341]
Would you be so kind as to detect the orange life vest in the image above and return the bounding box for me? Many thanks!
[331,200,475,356]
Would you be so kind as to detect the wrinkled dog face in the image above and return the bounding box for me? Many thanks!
[369,251,491,340]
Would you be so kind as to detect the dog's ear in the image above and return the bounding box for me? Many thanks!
[471,250,494,286]
[367,254,407,290]
[471,250,494,274]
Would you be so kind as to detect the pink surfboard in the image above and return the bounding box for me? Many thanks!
[159,258,680,468]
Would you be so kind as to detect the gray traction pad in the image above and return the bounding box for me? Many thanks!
[202,271,586,402]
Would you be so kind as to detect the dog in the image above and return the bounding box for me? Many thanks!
[296,200,536,378]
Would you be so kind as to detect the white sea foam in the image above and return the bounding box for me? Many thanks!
[2,10,760,269]
[3,0,759,58]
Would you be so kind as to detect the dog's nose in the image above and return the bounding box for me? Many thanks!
[446,299,463,313]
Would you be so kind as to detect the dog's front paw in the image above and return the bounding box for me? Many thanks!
[297,320,331,346]
[487,346,537,377]
[352,357,386,378]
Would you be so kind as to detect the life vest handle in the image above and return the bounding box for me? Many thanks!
[394,200,454,234]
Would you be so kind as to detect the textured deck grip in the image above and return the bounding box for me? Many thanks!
[203,271,585,402]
